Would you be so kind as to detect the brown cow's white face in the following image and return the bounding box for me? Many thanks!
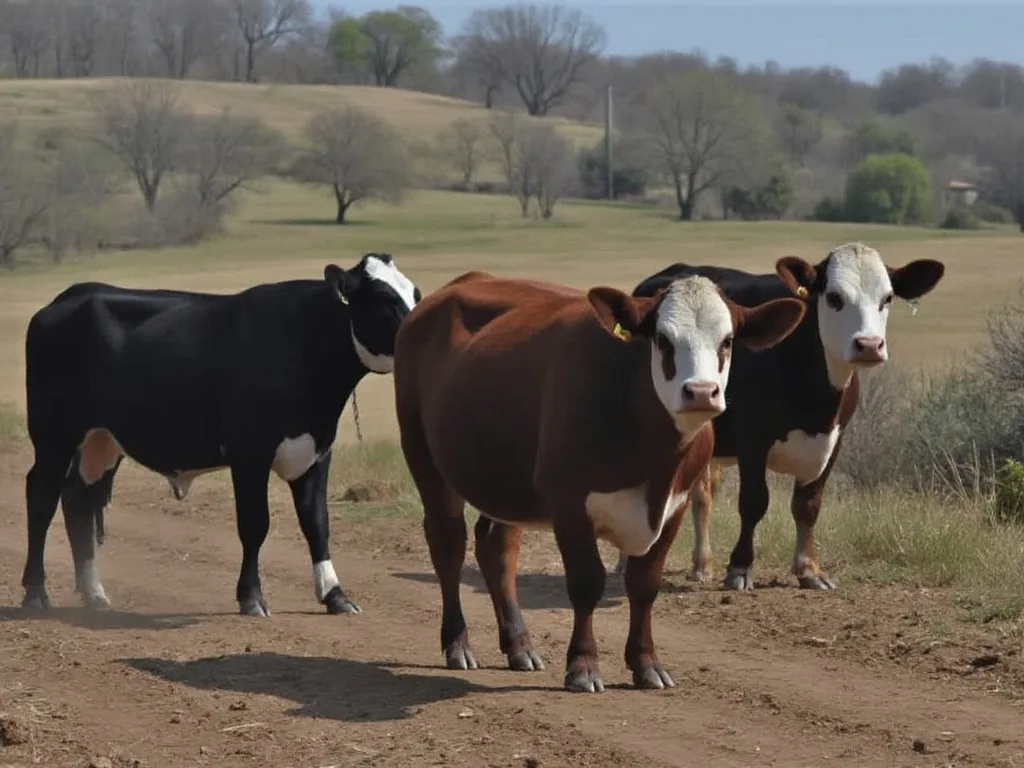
[649,277,737,436]
[777,244,946,390]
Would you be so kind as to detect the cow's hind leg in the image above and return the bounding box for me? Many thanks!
[689,464,716,582]
[287,449,361,615]
[230,462,272,617]
[552,506,606,693]
[22,451,71,610]
[474,517,544,672]
[625,505,685,690]
[725,456,770,591]
[400,424,474,670]
[60,455,122,610]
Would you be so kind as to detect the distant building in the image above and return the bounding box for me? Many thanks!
[946,180,979,207]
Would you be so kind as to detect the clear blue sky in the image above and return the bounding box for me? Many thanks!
[311,1,1024,84]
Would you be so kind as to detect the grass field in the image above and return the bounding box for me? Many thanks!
[1,133,1024,764]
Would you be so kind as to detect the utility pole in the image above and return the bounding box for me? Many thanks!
[604,83,614,200]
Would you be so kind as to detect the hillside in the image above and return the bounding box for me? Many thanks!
[0,77,604,150]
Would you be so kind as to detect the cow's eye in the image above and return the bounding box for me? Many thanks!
[720,336,733,352]
[825,291,844,311]
[655,332,672,352]
[881,294,893,310]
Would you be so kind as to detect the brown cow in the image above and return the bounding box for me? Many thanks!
[393,271,805,692]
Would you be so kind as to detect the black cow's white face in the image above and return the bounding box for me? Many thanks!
[324,253,421,374]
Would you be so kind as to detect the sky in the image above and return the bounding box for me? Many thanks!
[310,1,1024,84]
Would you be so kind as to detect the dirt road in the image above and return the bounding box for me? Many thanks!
[1,438,1022,768]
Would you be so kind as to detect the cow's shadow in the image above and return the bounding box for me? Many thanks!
[0,605,210,631]
[391,565,699,611]
[124,651,547,722]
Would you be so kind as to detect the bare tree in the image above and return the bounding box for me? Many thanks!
[488,107,524,193]
[290,106,411,224]
[179,109,286,206]
[979,113,1024,232]
[37,139,116,261]
[149,0,225,79]
[0,125,51,266]
[231,0,310,82]
[460,3,605,116]
[435,118,484,185]
[520,123,578,218]
[62,0,102,77]
[2,0,52,77]
[645,70,768,220]
[102,0,142,76]
[92,81,190,212]
[776,102,822,167]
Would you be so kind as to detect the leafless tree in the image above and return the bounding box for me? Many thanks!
[776,102,822,167]
[460,3,605,116]
[488,107,524,193]
[149,0,226,79]
[435,118,484,185]
[92,81,190,212]
[519,123,578,218]
[290,106,411,224]
[645,70,768,220]
[2,0,52,77]
[60,0,102,77]
[37,139,116,261]
[979,113,1024,232]
[231,0,310,83]
[0,125,51,266]
[178,109,286,206]
[102,0,142,76]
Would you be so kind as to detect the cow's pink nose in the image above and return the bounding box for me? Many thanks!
[851,335,886,363]
[681,382,722,412]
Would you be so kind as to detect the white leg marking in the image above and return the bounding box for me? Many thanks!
[313,559,341,602]
[271,434,319,482]
[766,427,841,485]
[585,485,689,558]
[79,558,108,603]
[77,428,123,485]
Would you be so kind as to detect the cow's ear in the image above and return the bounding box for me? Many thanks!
[775,256,819,299]
[888,259,945,300]
[587,286,660,342]
[324,264,360,305]
[733,297,806,352]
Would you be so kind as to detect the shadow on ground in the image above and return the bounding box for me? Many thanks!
[0,606,209,631]
[124,651,549,722]
[253,218,375,228]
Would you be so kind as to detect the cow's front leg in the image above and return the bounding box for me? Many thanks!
[689,463,715,582]
[474,516,544,671]
[624,504,685,690]
[725,455,770,591]
[552,506,606,693]
[791,441,843,590]
[288,449,361,615]
[230,462,273,617]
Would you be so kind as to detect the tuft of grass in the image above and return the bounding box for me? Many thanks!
[327,439,418,521]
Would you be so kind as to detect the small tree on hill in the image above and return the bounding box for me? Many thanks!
[290,107,411,224]
[844,153,932,225]
[435,118,484,186]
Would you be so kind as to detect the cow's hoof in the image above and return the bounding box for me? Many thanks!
[239,597,271,617]
[445,645,478,671]
[323,586,361,615]
[564,664,604,693]
[21,588,50,611]
[83,593,112,611]
[508,648,546,672]
[798,574,836,590]
[633,663,676,690]
[689,569,714,583]
[723,570,754,591]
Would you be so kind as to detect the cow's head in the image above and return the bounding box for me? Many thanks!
[325,253,422,374]
[776,243,945,388]
[588,275,806,436]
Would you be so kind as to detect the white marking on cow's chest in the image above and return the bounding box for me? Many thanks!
[351,332,394,373]
[271,433,321,482]
[766,427,841,485]
[584,484,689,557]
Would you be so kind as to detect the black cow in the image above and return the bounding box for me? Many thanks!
[21,253,421,616]
[615,243,944,590]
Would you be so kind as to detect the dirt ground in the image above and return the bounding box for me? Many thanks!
[1,438,1022,768]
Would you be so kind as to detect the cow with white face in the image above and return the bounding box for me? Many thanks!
[620,244,945,592]
[21,252,421,617]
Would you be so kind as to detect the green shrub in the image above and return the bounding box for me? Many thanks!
[995,458,1024,524]
[844,153,932,225]
[939,207,982,230]
[811,195,846,222]
[577,140,649,200]
[973,201,1014,224]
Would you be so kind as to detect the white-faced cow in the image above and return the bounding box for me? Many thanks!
[21,253,420,617]
[614,243,945,590]
[393,271,804,692]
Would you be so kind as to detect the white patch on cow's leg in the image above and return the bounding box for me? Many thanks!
[351,332,395,373]
[586,484,689,559]
[78,559,110,608]
[77,429,123,485]
[313,559,341,602]
[271,434,318,482]
[766,427,841,485]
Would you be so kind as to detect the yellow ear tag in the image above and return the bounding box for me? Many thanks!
[612,323,632,341]
[795,286,809,299]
